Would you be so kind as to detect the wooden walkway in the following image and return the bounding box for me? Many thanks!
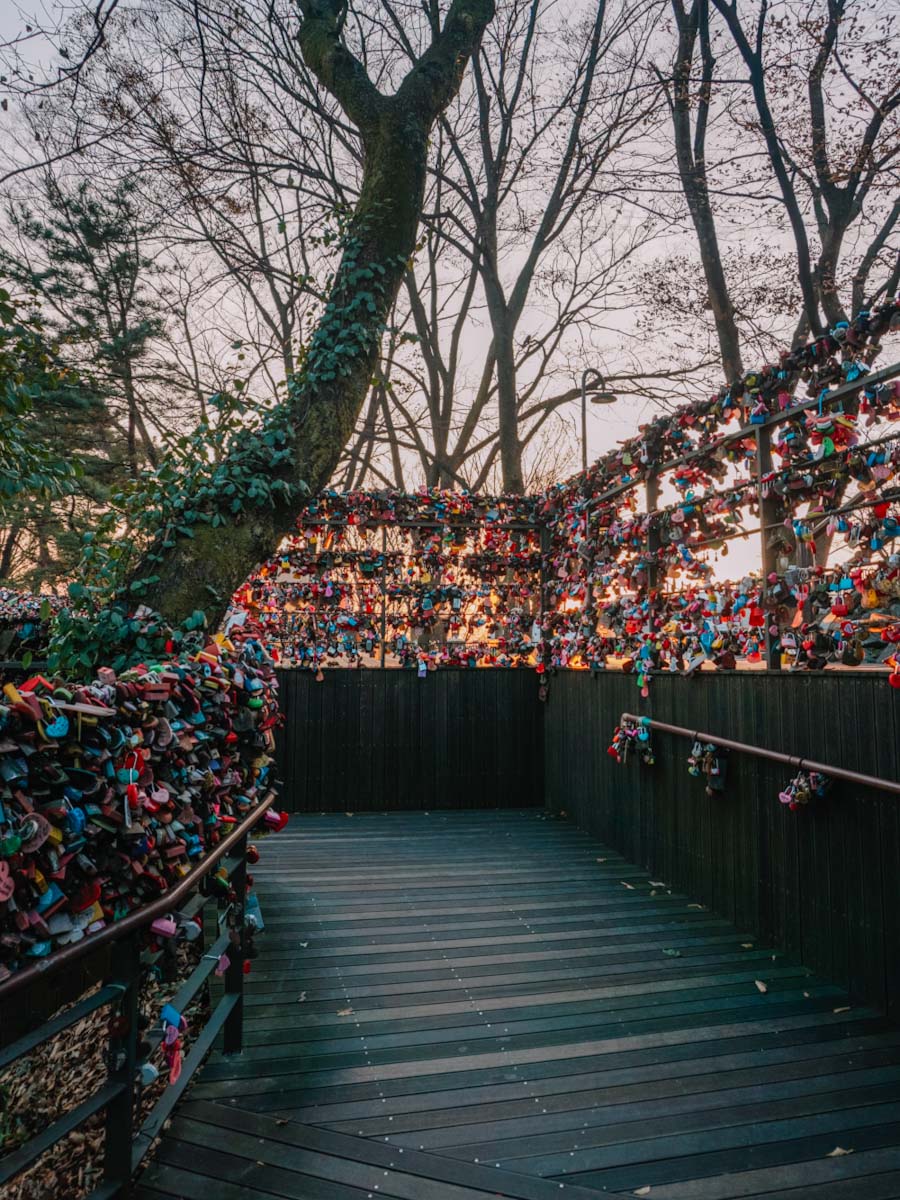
[135,810,900,1200]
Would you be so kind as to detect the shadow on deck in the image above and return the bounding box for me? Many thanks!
[135,810,900,1200]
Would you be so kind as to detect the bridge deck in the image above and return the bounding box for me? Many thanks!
[136,810,900,1200]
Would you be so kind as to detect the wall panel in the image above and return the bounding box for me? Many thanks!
[543,669,900,1020]
[275,669,544,812]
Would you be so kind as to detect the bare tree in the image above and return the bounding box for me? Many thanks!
[639,0,898,398]
[4,1,499,621]
[135,0,497,622]
[655,0,743,379]
[706,0,899,335]
[336,0,666,494]
[435,0,661,491]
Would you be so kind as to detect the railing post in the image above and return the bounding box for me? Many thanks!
[103,933,141,1195]
[755,423,782,670]
[222,839,247,1054]
[380,525,387,669]
[645,471,660,594]
[539,521,551,660]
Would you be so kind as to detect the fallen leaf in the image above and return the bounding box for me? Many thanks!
[650,881,665,887]
[833,1006,851,1014]
[662,948,681,958]
[634,1188,652,1196]
[596,857,607,863]
[741,943,754,949]
[621,881,635,889]
[803,991,810,998]
[297,992,307,1003]
[754,980,768,993]
[826,1147,853,1157]
[338,1007,354,1016]
[276,1119,289,1126]
[687,904,704,909]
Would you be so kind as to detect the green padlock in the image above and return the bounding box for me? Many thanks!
[0,833,22,857]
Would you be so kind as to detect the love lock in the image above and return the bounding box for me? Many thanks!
[108,1013,130,1040]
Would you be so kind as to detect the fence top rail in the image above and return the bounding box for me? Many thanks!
[620,712,900,796]
[585,358,900,512]
[294,518,540,531]
[0,789,275,1003]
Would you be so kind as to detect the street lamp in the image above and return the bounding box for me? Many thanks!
[580,368,617,472]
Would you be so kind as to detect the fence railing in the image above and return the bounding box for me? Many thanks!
[576,358,900,669]
[0,789,275,1199]
[221,354,900,675]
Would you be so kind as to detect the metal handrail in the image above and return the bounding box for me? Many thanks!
[620,712,900,796]
[0,789,276,1002]
[0,788,278,1198]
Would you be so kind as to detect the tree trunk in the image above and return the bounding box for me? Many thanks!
[482,263,524,492]
[886,250,900,305]
[815,218,850,327]
[136,0,496,628]
[494,323,525,493]
[380,386,406,491]
[711,0,824,337]
[669,0,743,381]
[0,525,21,580]
[852,198,900,314]
[140,112,432,622]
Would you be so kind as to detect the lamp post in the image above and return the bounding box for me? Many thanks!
[580,368,617,472]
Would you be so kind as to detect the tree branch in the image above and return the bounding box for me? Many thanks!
[297,0,387,137]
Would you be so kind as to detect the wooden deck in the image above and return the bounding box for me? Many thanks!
[135,810,900,1200]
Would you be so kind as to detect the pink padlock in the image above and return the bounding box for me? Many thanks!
[151,915,177,938]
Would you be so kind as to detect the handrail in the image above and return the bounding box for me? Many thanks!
[0,787,278,1198]
[0,788,276,1002]
[620,712,900,796]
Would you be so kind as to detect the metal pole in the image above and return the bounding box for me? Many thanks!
[539,522,551,673]
[580,368,616,475]
[380,525,387,669]
[755,423,782,671]
[645,471,660,593]
[103,934,140,1192]
[581,373,588,474]
[222,843,247,1055]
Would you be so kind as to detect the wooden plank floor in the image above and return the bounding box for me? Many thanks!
[136,810,900,1200]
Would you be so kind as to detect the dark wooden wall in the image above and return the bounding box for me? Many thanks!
[544,670,900,1021]
[274,667,900,1017]
[274,669,543,812]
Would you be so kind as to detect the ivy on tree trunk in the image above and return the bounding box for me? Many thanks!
[137,0,496,628]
